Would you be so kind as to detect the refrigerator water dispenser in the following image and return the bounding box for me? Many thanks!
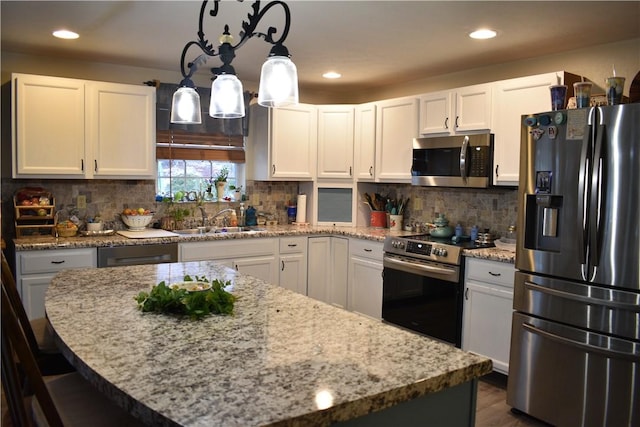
[523,194,563,252]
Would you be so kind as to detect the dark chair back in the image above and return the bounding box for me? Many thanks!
[1,283,65,427]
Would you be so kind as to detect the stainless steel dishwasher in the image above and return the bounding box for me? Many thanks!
[97,243,178,267]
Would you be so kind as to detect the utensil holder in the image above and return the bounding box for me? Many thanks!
[370,211,386,228]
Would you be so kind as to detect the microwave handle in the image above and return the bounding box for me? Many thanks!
[459,135,469,183]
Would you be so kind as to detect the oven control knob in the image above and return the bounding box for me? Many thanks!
[440,248,448,257]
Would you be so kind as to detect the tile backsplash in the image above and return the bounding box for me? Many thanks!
[1,178,517,240]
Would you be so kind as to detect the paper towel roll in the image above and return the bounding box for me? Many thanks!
[296,194,307,223]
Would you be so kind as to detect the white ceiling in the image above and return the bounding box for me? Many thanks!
[2,1,639,92]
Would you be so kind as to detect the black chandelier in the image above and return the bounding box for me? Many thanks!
[170,0,299,124]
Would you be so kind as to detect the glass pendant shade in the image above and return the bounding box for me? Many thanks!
[258,56,299,107]
[209,74,245,118]
[170,86,202,124]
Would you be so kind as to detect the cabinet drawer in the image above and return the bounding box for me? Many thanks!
[465,257,515,288]
[18,248,97,274]
[349,238,383,261]
[279,237,307,254]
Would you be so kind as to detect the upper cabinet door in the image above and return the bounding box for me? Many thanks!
[454,83,492,132]
[270,104,318,180]
[491,72,580,186]
[86,81,156,179]
[354,103,376,181]
[317,105,354,179]
[375,97,418,182]
[12,74,86,178]
[419,90,452,135]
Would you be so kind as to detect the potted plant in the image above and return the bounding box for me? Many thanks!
[213,167,229,202]
[160,197,191,230]
[229,185,243,202]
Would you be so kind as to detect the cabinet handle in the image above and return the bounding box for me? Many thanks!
[287,244,297,247]
[235,264,239,271]
[369,166,373,176]
[51,260,66,265]
[495,164,499,177]
[488,271,501,277]
[94,160,98,172]
[272,165,276,175]
[444,117,449,129]
[81,159,84,171]
[364,248,372,252]
[281,260,285,271]
[349,166,352,176]
[465,287,469,300]
[455,116,459,128]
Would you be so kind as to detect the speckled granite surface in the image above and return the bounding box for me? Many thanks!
[13,225,514,264]
[46,261,492,427]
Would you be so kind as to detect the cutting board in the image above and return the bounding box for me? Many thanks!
[117,229,179,239]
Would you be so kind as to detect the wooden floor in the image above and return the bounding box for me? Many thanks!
[476,373,552,427]
[3,373,552,426]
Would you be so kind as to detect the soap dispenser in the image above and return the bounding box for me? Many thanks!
[238,203,246,226]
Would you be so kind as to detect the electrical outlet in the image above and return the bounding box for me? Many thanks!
[77,195,87,209]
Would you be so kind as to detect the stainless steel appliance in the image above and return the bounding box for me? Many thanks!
[382,234,493,347]
[411,133,493,188]
[97,243,178,267]
[508,104,640,427]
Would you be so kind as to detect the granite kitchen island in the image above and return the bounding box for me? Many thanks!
[45,261,492,426]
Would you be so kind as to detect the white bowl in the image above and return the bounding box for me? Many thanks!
[121,214,154,230]
[86,222,103,232]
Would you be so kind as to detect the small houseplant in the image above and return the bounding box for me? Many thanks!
[213,167,229,201]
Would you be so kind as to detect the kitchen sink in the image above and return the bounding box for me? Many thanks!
[210,226,267,234]
[172,227,267,235]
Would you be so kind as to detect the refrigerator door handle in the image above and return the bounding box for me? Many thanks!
[577,107,595,273]
[522,322,639,362]
[524,280,640,312]
[589,107,606,271]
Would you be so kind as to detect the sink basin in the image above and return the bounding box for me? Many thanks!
[173,227,210,235]
[210,226,267,234]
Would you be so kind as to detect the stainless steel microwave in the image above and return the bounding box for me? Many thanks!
[411,133,493,188]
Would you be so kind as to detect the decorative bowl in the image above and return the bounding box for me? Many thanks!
[56,222,78,237]
[121,214,154,230]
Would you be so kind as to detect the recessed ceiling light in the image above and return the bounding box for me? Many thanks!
[469,29,497,40]
[53,29,79,40]
[322,71,342,79]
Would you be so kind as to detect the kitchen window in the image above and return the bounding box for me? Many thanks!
[156,160,243,200]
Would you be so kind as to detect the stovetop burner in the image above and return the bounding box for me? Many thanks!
[401,234,495,249]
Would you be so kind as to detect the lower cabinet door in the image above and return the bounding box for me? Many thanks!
[348,256,383,320]
[279,253,307,295]
[462,281,513,374]
[234,256,278,284]
[20,274,54,319]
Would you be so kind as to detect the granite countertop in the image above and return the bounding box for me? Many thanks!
[13,225,515,263]
[46,261,492,426]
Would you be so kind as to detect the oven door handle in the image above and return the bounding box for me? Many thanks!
[383,256,457,278]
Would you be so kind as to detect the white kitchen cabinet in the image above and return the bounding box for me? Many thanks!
[86,80,156,178]
[15,248,97,319]
[348,238,383,320]
[12,73,156,179]
[317,105,354,179]
[279,236,308,295]
[179,238,279,284]
[354,103,376,181]
[248,103,317,181]
[307,236,348,308]
[419,83,492,136]
[462,257,515,374]
[375,96,418,182]
[491,71,581,186]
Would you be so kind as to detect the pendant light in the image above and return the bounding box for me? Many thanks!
[258,44,299,107]
[170,0,298,123]
[170,79,202,124]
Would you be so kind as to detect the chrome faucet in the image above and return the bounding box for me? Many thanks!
[199,207,208,227]
[209,208,235,227]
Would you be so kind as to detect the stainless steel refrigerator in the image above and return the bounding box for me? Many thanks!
[507,103,640,427]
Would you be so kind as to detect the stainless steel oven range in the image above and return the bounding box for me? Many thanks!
[382,234,492,347]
